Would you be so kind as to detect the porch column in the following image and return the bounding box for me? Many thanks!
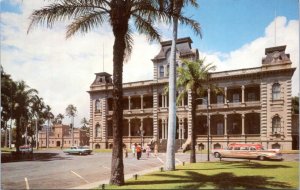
[162,120,165,139]
[165,95,168,107]
[224,114,227,135]
[128,96,131,110]
[164,65,167,77]
[181,93,185,106]
[224,87,227,104]
[162,95,165,108]
[141,95,144,110]
[242,114,245,135]
[241,85,245,104]
[164,119,168,139]
[128,119,131,137]
[207,88,211,107]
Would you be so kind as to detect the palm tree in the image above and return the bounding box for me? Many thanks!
[56,113,65,124]
[177,58,218,163]
[27,0,199,185]
[65,104,77,146]
[43,105,54,148]
[161,0,201,171]
[30,95,46,149]
[14,81,38,152]
[81,117,89,130]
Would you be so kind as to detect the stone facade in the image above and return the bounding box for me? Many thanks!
[38,124,89,148]
[88,37,296,150]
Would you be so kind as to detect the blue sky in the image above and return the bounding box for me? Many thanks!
[177,0,299,53]
[1,0,299,126]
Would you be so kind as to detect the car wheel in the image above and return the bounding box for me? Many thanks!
[214,152,221,158]
[258,156,265,161]
[79,152,82,155]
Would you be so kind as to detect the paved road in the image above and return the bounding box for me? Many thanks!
[1,150,298,189]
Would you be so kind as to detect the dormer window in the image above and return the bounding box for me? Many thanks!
[159,66,164,77]
[272,83,281,100]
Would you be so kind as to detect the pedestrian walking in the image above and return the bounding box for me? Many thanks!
[154,142,158,157]
[131,143,136,157]
[145,144,151,158]
[136,144,142,160]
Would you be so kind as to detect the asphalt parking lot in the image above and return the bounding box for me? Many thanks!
[1,150,299,189]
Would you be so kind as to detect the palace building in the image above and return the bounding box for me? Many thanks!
[88,37,296,150]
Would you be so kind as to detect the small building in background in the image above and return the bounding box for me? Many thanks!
[38,124,89,148]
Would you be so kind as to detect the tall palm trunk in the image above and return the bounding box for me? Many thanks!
[16,117,22,153]
[190,89,196,163]
[109,4,129,184]
[165,16,178,171]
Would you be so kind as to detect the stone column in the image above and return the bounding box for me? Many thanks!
[141,95,144,110]
[241,85,245,105]
[224,114,227,135]
[162,120,165,139]
[181,94,185,106]
[165,95,168,107]
[128,119,131,137]
[128,96,131,111]
[162,95,165,108]
[224,87,227,104]
[165,119,168,138]
[164,65,167,77]
[242,113,245,135]
[208,88,211,107]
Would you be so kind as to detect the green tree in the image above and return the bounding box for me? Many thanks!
[65,104,77,146]
[55,113,65,124]
[42,105,54,148]
[81,117,89,130]
[161,0,201,171]
[14,81,38,152]
[176,58,218,163]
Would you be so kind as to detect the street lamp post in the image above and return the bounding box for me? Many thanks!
[196,98,210,161]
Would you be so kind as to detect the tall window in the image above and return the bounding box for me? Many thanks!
[217,95,224,104]
[95,124,101,137]
[217,123,224,135]
[247,92,256,101]
[95,100,101,112]
[272,83,281,100]
[272,116,281,134]
[233,94,240,103]
[159,66,164,77]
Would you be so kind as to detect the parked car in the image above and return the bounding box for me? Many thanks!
[63,146,92,155]
[211,143,283,161]
[19,145,33,154]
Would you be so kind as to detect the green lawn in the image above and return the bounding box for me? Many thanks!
[104,161,299,189]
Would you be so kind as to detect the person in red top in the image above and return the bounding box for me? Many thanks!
[136,144,142,160]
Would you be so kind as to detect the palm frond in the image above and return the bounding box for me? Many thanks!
[132,13,161,42]
[66,11,107,38]
[177,16,202,37]
[124,27,134,62]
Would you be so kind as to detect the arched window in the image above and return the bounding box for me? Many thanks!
[272,83,281,100]
[272,115,281,134]
[95,100,101,112]
[95,123,101,137]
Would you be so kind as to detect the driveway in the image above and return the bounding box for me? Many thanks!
[1,150,298,189]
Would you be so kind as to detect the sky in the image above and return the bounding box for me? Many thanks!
[1,0,299,127]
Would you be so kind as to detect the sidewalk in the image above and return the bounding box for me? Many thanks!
[71,164,164,189]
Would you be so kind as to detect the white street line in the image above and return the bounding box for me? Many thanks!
[70,170,90,184]
[175,158,183,164]
[100,165,110,170]
[156,156,164,164]
[24,177,30,190]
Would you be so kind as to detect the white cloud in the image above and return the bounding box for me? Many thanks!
[200,16,299,96]
[1,1,298,129]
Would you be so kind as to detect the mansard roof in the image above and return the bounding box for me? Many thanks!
[152,37,195,61]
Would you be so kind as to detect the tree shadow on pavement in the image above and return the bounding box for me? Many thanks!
[1,152,72,163]
[126,171,292,189]
[219,161,291,169]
